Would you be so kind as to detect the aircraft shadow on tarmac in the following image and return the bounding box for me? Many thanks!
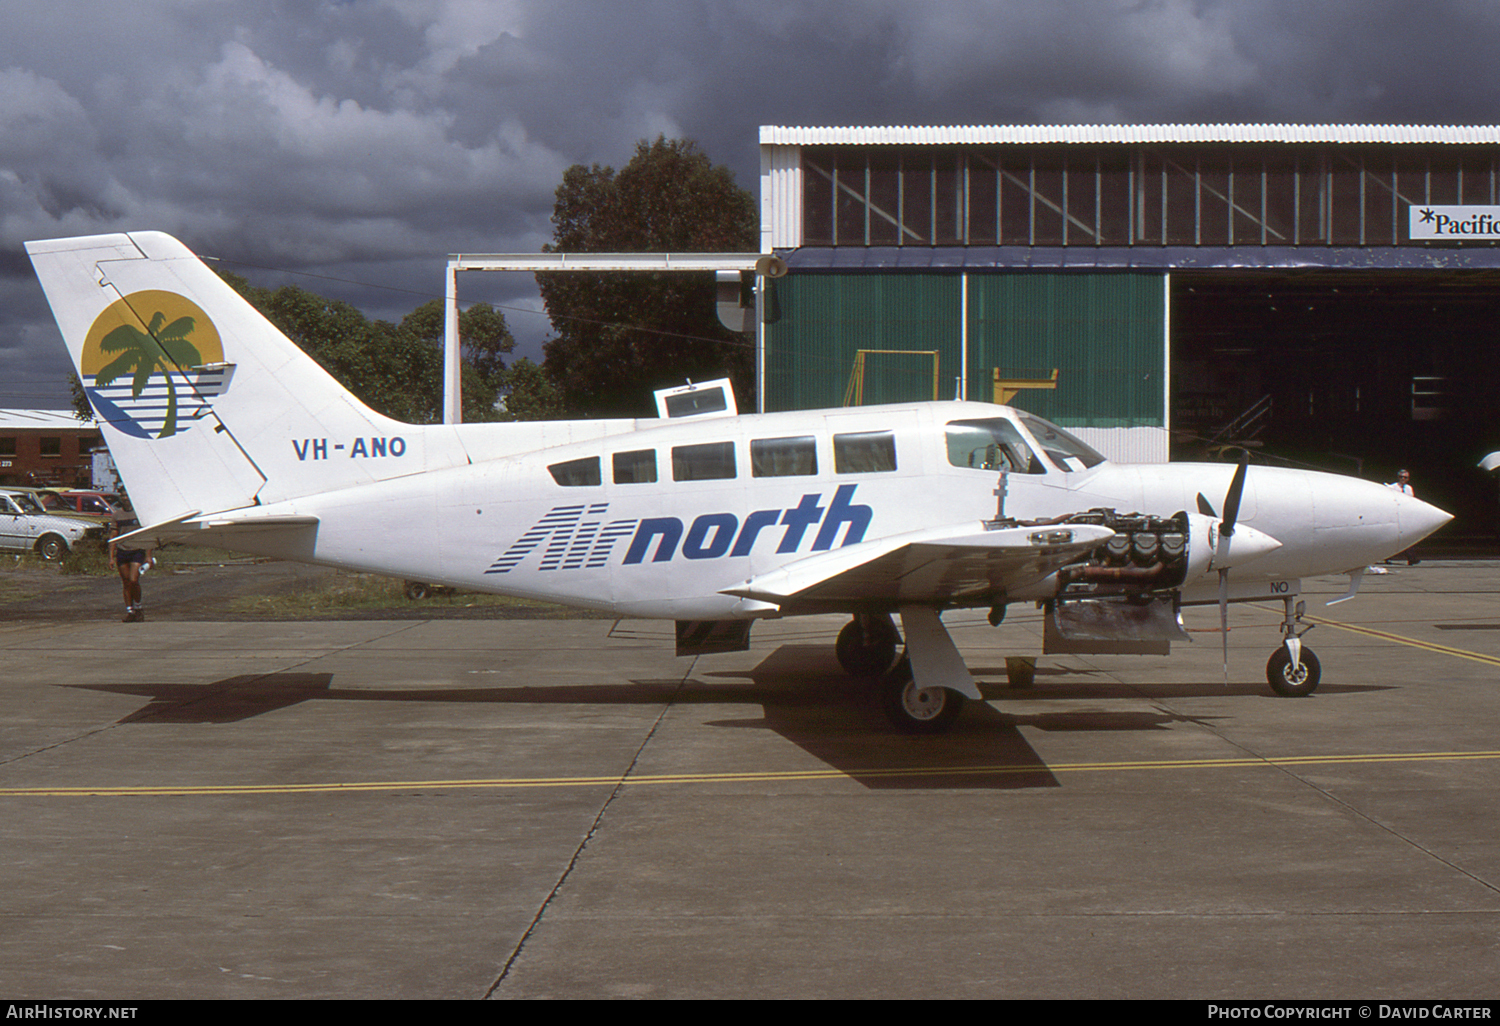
[59,642,1355,792]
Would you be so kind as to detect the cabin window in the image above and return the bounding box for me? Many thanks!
[1014,412,1107,471]
[613,449,658,484]
[945,419,1045,474]
[672,441,737,481]
[751,436,817,477]
[833,431,898,474]
[663,387,728,418]
[548,456,601,487]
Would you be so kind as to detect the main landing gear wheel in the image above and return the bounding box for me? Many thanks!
[1266,647,1321,697]
[879,658,965,734]
[836,614,900,677]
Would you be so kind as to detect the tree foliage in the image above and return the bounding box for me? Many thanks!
[538,137,758,417]
[217,272,511,423]
[495,357,565,421]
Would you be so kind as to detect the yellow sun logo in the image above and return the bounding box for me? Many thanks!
[82,291,226,439]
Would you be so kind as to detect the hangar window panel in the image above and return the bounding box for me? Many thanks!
[0,437,14,456]
[1096,153,1133,245]
[803,153,834,245]
[902,155,933,245]
[1357,154,1398,246]
[932,151,962,245]
[968,152,999,245]
[612,449,657,485]
[833,431,898,474]
[1197,167,1231,246]
[1227,158,1264,245]
[1328,161,1363,245]
[1067,162,1097,244]
[999,159,1033,244]
[1159,153,1200,246]
[1458,154,1495,203]
[1029,155,1067,246]
[1396,163,1431,208]
[751,436,817,477]
[1261,156,1299,244]
[672,442,737,482]
[834,148,865,246]
[548,456,600,487]
[1299,161,1328,243]
[1425,161,1460,205]
[867,153,902,245]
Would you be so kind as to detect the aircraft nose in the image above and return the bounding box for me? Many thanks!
[1394,491,1453,550]
[1310,476,1452,567]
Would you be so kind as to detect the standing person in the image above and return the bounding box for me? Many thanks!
[1386,469,1420,564]
[108,518,153,622]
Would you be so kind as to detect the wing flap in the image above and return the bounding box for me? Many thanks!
[723,521,1115,608]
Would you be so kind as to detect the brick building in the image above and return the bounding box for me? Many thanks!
[0,409,102,488]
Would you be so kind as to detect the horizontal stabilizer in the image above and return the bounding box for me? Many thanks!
[118,510,320,548]
[723,521,1115,609]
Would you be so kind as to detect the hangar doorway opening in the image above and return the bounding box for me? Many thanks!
[1171,271,1500,544]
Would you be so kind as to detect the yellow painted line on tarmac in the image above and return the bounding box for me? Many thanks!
[1305,615,1500,668]
[1245,604,1500,668]
[5,749,1500,797]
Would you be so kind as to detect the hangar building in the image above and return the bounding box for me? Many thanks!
[755,125,1500,536]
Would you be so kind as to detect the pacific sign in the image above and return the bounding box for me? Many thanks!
[1409,205,1500,240]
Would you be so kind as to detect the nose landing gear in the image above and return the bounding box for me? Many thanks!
[1267,596,1320,697]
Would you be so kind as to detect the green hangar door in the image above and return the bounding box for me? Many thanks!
[764,273,1167,434]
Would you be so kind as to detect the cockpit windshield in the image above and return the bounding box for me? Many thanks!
[1013,412,1107,471]
[945,419,1045,474]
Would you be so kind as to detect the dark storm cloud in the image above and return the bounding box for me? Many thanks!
[4,0,1500,406]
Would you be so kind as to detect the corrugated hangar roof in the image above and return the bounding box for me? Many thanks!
[759,124,1500,145]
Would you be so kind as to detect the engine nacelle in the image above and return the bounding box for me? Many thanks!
[1003,508,1220,603]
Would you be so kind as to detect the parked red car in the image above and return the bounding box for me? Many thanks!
[53,490,132,519]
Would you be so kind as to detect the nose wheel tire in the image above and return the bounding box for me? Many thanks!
[1267,647,1321,697]
[879,659,965,734]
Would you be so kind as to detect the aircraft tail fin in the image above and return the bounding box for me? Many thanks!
[26,232,426,528]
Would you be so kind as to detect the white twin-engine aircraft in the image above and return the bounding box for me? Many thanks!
[27,232,1453,733]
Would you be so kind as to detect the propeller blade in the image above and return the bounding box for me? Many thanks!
[1216,452,1248,685]
[1220,453,1249,537]
[1219,567,1230,683]
[1197,493,1216,517]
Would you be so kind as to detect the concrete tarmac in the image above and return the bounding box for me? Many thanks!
[3,564,1500,1000]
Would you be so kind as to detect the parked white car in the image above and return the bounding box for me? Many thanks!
[0,489,106,560]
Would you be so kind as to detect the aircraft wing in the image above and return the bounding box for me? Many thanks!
[117,509,320,547]
[722,521,1115,609]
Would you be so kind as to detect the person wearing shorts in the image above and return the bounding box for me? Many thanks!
[108,519,153,623]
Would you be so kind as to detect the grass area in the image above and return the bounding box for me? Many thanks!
[225,572,595,618]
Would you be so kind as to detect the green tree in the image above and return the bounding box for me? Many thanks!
[401,299,515,387]
[496,357,565,421]
[538,136,758,417]
[217,272,508,423]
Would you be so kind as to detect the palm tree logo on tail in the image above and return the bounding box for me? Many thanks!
[82,290,227,440]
